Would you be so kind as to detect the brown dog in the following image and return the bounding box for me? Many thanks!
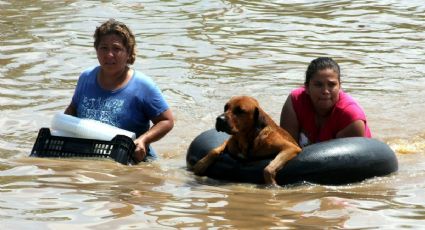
[193,96,302,185]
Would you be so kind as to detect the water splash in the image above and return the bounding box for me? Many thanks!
[387,134,425,154]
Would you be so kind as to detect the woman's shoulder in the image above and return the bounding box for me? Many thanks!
[132,70,156,84]
[80,66,99,76]
[335,90,366,118]
[290,86,309,105]
[291,86,306,96]
[128,70,162,92]
[76,66,99,85]
[336,90,362,110]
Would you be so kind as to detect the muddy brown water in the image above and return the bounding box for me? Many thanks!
[1,1,425,229]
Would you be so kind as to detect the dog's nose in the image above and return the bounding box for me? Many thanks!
[215,114,228,132]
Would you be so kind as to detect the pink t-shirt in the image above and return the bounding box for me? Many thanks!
[291,87,371,145]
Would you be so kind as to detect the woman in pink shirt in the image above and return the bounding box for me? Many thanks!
[280,57,371,147]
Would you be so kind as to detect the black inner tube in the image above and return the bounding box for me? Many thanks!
[187,129,398,185]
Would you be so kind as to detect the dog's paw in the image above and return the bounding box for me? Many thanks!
[263,166,278,185]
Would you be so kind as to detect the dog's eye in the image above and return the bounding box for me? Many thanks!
[224,104,229,112]
[233,106,245,115]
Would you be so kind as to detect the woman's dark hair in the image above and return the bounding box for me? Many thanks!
[93,19,136,65]
[304,57,341,86]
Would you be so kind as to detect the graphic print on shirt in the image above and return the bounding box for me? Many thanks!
[79,96,125,127]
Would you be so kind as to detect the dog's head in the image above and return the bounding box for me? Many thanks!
[216,96,267,135]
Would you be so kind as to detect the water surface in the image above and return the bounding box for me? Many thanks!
[1,0,425,229]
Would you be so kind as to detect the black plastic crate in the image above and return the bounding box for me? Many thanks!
[30,128,135,165]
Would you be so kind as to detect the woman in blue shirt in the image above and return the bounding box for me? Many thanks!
[65,19,174,162]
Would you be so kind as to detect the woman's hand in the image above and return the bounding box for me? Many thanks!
[133,136,148,163]
[132,109,174,163]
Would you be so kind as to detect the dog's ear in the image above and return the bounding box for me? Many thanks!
[254,107,267,130]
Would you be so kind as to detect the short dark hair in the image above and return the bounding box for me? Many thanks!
[93,19,136,65]
[305,57,340,86]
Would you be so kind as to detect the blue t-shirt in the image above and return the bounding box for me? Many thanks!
[71,66,169,158]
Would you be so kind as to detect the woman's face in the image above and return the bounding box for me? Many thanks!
[306,68,341,116]
[96,34,129,73]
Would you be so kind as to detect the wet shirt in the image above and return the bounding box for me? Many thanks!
[71,66,169,158]
[291,87,371,146]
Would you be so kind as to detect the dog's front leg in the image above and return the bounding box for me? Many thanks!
[263,147,300,185]
[193,140,228,175]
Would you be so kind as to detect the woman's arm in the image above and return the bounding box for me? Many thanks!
[279,95,299,143]
[64,104,77,116]
[133,109,174,162]
[336,120,366,138]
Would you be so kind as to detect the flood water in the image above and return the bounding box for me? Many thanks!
[1,0,425,229]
